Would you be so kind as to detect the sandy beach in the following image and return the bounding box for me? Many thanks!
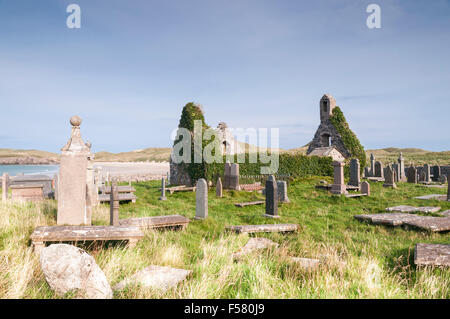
[93,161,170,181]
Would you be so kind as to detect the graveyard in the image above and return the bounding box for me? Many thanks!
[0,171,449,298]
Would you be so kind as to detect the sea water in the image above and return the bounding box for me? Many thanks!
[0,165,59,177]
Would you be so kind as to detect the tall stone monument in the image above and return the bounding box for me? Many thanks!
[195,178,208,219]
[159,177,167,201]
[57,116,90,225]
[230,163,240,190]
[348,158,360,187]
[331,161,347,195]
[370,153,375,177]
[224,162,231,189]
[398,152,406,182]
[110,179,119,226]
[423,164,431,183]
[264,175,279,218]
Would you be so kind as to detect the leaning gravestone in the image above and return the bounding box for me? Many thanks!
[331,161,347,195]
[348,159,360,187]
[216,177,223,197]
[264,175,279,218]
[40,244,112,299]
[383,166,396,188]
[57,116,91,226]
[277,180,290,203]
[406,166,417,183]
[195,178,208,219]
[361,181,370,196]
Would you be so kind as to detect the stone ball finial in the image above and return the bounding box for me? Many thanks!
[70,115,82,127]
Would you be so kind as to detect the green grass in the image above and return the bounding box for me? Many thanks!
[0,178,449,298]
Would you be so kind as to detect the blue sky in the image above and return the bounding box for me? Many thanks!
[0,0,449,153]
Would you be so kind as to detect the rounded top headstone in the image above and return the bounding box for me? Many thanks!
[70,115,82,127]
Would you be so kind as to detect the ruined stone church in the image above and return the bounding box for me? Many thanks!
[307,94,352,160]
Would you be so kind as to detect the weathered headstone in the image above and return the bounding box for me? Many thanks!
[438,174,447,184]
[57,116,90,226]
[224,162,231,189]
[406,166,417,183]
[230,163,240,190]
[361,181,370,196]
[423,164,431,183]
[447,173,450,201]
[364,167,370,178]
[383,166,396,188]
[216,177,223,197]
[110,180,120,226]
[159,177,167,201]
[195,178,208,219]
[2,173,9,201]
[374,161,384,178]
[331,161,347,195]
[277,180,290,203]
[348,158,360,187]
[392,163,399,183]
[431,165,441,182]
[264,175,279,218]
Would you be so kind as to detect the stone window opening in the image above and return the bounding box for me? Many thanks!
[322,101,328,113]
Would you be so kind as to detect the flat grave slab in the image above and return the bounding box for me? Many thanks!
[414,243,450,267]
[290,257,320,270]
[164,186,196,194]
[227,223,299,234]
[346,185,360,191]
[345,193,367,198]
[99,193,137,203]
[439,210,450,217]
[234,201,265,207]
[119,214,190,230]
[366,177,384,182]
[240,183,264,192]
[414,194,447,201]
[99,185,136,194]
[404,217,450,232]
[232,238,279,260]
[386,205,441,213]
[354,213,421,226]
[418,185,446,189]
[30,225,144,253]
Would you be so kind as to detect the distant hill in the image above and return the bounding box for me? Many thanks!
[0,146,448,165]
[365,147,450,166]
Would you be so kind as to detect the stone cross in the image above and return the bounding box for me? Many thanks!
[423,164,431,183]
[195,178,208,219]
[361,181,370,196]
[406,166,417,183]
[277,180,290,203]
[159,177,167,200]
[230,163,240,190]
[383,166,396,188]
[110,179,120,226]
[216,177,223,197]
[2,173,9,201]
[349,158,360,187]
[331,161,347,195]
[264,175,279,218]
[57,116,90,226]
